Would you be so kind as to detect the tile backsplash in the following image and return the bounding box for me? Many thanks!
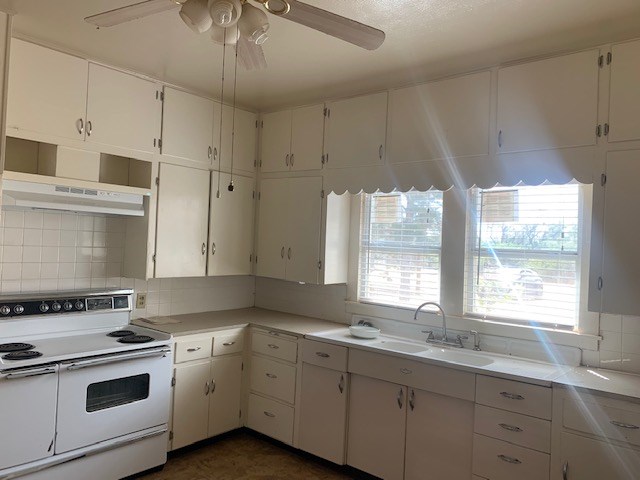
[0,210,255,317]
[588,313,640,374]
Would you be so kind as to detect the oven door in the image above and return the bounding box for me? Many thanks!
[0,364,58,470]
[56,347,172,453]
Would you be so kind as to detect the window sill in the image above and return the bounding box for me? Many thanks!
[345,301,600,351]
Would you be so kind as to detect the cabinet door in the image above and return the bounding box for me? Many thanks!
[261,109,292,172]
[86,63,160,154]
[208,355,243,437]
[7,39,88,141]
[161,87,214,165]
[285,176,322,283]
[389,72,491,163]
[325,92,388,168]
[219,104,257,174]
[290,104,325,171]
[497,50,599,153]
[256,178,288,279]
[405,388,474,480]
[347,375,406,480]
[601,150,640,315]
[208,172,254,276]
[609,40,640,143]
[155,163,210,278]
[558,432,640,480]
[298,364,348,465]
[172,361,211,450]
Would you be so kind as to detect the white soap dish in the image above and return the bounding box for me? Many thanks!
[349,325,381,339]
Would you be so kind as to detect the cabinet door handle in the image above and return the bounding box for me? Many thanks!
[409,389,415,411]
[562,461,568,480]
[187,347,202,352]
[213,147,218,161]
[210,379,216,393]
[397,388,404,409]
[338,374,345,394]
[204,381,210,396]
[86,120,93,136]
[500,391,524,400]
[265,373,277,379]
[267,344,279,350]
[211,242,216,256]
[400,368,412,375]
[498,130,503,148]
[202,243,206,255]
[497,454,521,465]
[499,423,523,432]
[264,411,276,418]
[610,420,640,429]
[290,153,295,167]
[76,118,84,134]
[222,341,236,346]
[316,352,330,358]
[287,247,292,260]
[208,146,212,159]
[378,144,383,160]
[285,154,290,166]
[281,246,285,259]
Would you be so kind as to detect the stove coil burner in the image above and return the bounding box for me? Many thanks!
[117,335,154,344]
[0,343,36,353]
[2,351,43,360]
[107,330,136,338]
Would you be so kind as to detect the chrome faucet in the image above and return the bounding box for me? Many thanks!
[413,301,448,342]
[414,302,467,348]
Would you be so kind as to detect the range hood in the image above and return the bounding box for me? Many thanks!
[1,172,150,217]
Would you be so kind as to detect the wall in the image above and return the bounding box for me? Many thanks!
[0,210,255,317]
[590,313,640,374]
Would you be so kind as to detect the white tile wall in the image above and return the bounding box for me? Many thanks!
[579,313,640,374]
[0,210,256,318]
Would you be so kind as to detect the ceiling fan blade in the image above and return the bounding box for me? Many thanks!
[85,0,181,28]
[236,36,268,70]
[282,1,385,51]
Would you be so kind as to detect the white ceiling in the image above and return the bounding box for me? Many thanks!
[9,0,640,110]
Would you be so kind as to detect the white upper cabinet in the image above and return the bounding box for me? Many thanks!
[256,177,289,280]
[161,87,214,165]
[261,109,292,172]
[155,163,210,278]
[388,72,491,163]
[497,49,600,153]
[86,63,161,155]
[7,39,88,142]
[608,40,640,143]
[216,103,257,174]
[325,92,388,168]
[208,172,255,276]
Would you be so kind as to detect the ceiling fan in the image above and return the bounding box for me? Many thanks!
[85,0,386,69]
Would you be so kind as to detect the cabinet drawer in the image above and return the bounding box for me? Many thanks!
[250,355,297,404]
[563,395,640,447]
[474,404,551,453]
[247,394,294,445]
[302,339,347,371]
[175,336,212,363]
[212,330,244,356]
[473,434,550,480]
[476,375,551,420]
[349,348,475,401]
[252,331,298,363]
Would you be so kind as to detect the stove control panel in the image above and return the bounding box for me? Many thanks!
[0,292,132,318]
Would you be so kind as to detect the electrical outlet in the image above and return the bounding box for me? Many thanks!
[136,293,146,309]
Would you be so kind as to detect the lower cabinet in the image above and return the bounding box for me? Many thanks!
[208,355,244,437]
[172,360,211,449]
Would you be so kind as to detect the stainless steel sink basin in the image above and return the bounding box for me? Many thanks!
[426,348,494,367]
[371,339,430,354]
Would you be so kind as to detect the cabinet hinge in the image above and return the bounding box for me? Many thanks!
[601,173,607,186]
[607,52,613,65]
[250,254,253,263]
[318,260,322,270]
[171,377,176,387]
[598,55,604,68]
[320,190,325,199]
[596,125,602,137]
[239,409,242,418]
[597,276,604,291]
[241,362,244,371]
[604,123,610,136]
[158,138,162,149]
[255,256,258,264]
[258,192,261,200]
[254,159,257,167]
[169,431,174,441]
[252,190,255,199]
[155,177,159,186]
[152,253,156,262]
[261,120,264,128]
[323,107,330,118]
[255,120,258,128]
[156,90,164,101]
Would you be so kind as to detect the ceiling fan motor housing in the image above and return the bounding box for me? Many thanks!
[209,0,243,27]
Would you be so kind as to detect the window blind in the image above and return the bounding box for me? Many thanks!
[359,191,443,308]
[464,184,583,328]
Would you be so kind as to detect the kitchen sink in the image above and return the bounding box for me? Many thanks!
[426,348,495,367]
[370,339,430,354]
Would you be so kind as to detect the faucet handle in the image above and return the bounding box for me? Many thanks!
[421,330,434,340]
[470,330,481,351]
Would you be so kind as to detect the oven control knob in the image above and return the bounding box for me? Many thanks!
[63,301,73,311]
[51,302,62,312]
[75,300,84,310]
[14,305,24,314]
[0,305,10,315]
[39,303,50,313]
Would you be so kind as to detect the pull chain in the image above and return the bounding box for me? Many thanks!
[216,37,227,199]
[228,24,240,192]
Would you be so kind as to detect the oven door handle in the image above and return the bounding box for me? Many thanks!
[65,347,171,371]
[2,366,57,380]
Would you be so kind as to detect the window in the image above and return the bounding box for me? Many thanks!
[464,184,584,328]
[359,191,443,308]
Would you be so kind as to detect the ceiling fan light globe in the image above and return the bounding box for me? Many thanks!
[179,0,212,33]
[238,3,270,44]
[209,25,240,45]
[208,0,242,27]
[252,29,269,45]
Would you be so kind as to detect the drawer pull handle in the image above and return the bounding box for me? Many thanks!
[500,391,525,401]
[562,461,569,480]
[397,388,404,409]
[268,331,280,337]
[187,347,202,352]
[409,389,415,411]
[610,420,640,430]
[400,368,412,375]
[267,344,280,350]
[338,374,345,394]
[316,352,330,358]
[264,411,276,418]
[499,423,523,433]
[222,342,236,346]
[497,454,521,465]
[266,373,278,379]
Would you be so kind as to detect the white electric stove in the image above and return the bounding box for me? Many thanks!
[0,289,173,480]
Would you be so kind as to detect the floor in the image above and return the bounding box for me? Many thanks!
[136,430,363,480]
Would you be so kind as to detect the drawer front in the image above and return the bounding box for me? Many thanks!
[302,339,348,371]
[476,375,551,420]
[250,355,297,404]
[252,331,298,363]
[473,434,550,480]
[563,396,640,447]
[212,330,244,356]
[175,336,212,363]
[247,394,294,445]
[474,404,551,453]
[349,348,475,401]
